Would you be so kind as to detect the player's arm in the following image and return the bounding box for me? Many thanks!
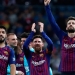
[8,48,16,75]
[39,22,53,52]
[23,23,35,58]
[10,64,16,75]
[44,0,65,41]
[7,65,24,75]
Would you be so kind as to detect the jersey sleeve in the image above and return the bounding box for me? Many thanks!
[8,48,15,65]
[23,31,34,58]
[41,32,53,53]
[45,5,66,42]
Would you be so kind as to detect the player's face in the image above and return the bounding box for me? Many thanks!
[0,28,6,43]
[32,38,44,53]
[21,38,26,49]
[66,20,75,32]
[7,35,18,47]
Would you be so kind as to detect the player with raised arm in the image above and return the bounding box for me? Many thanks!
[23,22,53,75]
[20,32,53,75]
[44,0,75,75]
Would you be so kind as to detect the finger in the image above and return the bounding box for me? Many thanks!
[34,29,36,32]
[38,22,42,25]
[32,23,35,27]
[32,23,35,29]
[38,22,43,26]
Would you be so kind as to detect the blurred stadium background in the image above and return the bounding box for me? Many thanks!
[0,0,75,75]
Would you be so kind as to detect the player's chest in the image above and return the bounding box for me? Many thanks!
[62,37,75,50]
[0,49,9,61]
[16,56,24,67]
[31,53,47,66]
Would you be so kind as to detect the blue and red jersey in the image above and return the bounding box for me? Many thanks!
[0,46,15,75]
[16,51,26,75]
[23,31,53,75]
[45,5,75,72]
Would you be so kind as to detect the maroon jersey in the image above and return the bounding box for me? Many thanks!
[60,36,75,72]
[16,52,26,75]
[0,46,15,75]
[30,51,50,75]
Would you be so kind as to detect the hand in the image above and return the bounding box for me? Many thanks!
[38,22,44,32]
[31,23,36,32]
[44,0,51,6]
[17,71,24,75]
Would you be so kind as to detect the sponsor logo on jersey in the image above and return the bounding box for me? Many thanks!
[64,43,75,49]
[31,60,45,66]
[0,55,8,60]
[16,63,23,67]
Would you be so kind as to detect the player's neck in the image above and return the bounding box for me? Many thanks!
[68,32,75,38]
[0,42,5,48]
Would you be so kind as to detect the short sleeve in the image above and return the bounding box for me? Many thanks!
[8,48,15,65]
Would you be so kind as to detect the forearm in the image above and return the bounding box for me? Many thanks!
[41,32,53,46]
[23,31,34,49]
[45,5,66,41]
[10,64,16,75]
[23,31,34,58]
[45,5,64,37]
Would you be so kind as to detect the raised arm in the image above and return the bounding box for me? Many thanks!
[23,23,35,58]
[38,22,53,52]
[44,0,65,41]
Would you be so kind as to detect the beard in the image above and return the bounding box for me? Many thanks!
[34,45,41,53]
[0,39,5,43]
[0,35,5,43]
[67,29,75,33]
[66,27,75,33]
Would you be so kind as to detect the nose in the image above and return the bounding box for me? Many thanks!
[36,42,40,44]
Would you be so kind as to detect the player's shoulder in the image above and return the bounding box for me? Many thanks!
[5,46,14,52]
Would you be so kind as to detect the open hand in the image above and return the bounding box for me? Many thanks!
[44,0,51,6]
[38,22,44,32]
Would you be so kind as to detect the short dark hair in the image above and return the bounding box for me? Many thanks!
[20,32,29,38]
[7,33,17,40]
[0,25,7,32]
[66,16,75,23]
[32,35,44,42]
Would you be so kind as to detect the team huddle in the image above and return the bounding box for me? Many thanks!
[0,0,75,75]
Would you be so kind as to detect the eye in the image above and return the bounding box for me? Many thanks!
[72,22,75,25]
[2,31,5,34]
[68,22,71,25]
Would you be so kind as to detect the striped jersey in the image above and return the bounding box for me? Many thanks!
[30,51,50,75]
[45,5,75,72]
[23,31,53,75]
[16,52,26,75]
[0,46,15,75]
